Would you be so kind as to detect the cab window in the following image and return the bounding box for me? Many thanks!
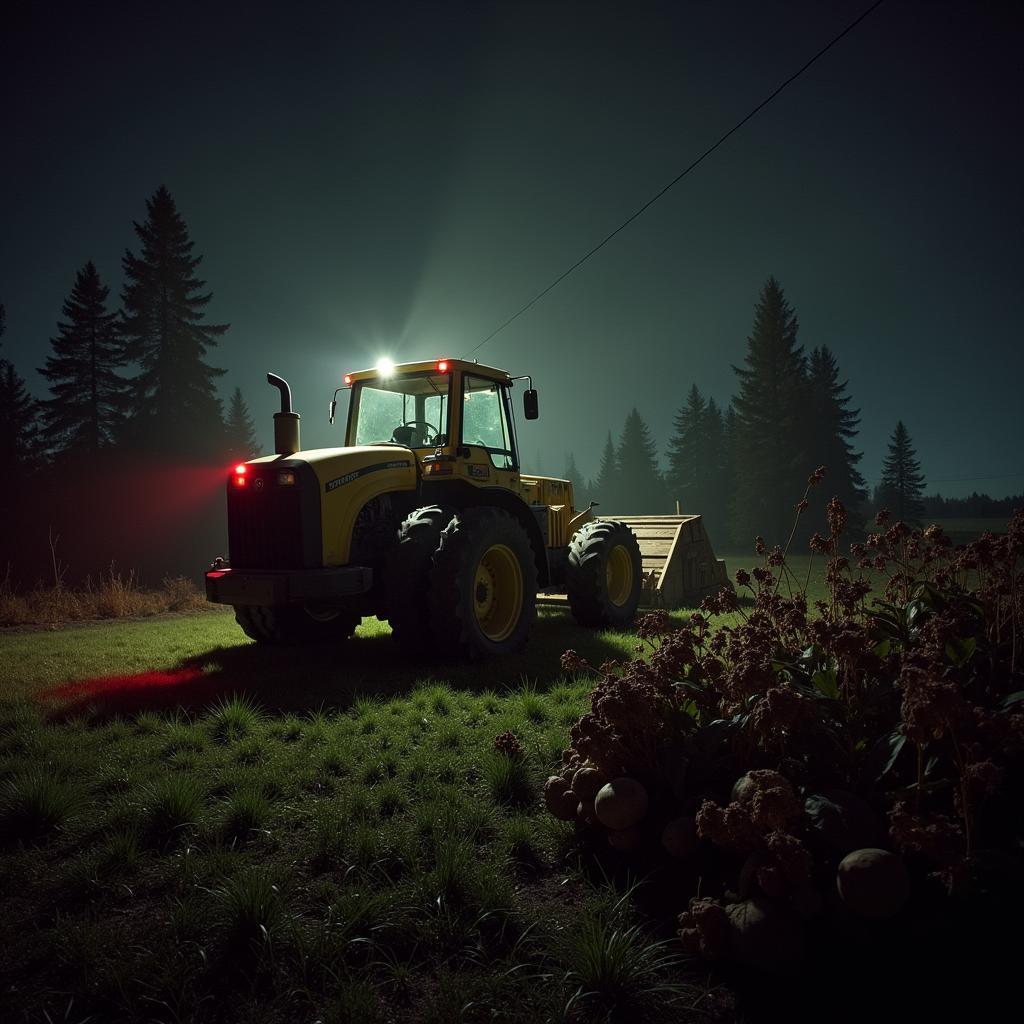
[349,373,451,448]
[461,375,517,470]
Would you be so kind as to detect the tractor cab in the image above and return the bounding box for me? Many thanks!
[339,357,536,493]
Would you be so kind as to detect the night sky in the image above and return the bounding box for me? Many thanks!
[3,0,1021,497]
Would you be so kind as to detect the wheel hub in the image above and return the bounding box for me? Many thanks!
[473,543,523,642]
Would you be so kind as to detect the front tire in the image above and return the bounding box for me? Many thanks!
[566,520,642,628]
[385,505,454,653]
[234,604,360,645]
[430,507,537,658]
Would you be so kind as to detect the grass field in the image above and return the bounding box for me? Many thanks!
[0,551,893,1023]
[0,607,726,1024]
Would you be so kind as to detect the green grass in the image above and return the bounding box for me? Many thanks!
[0,607,719,1023]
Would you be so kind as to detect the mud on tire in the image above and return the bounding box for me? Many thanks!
[234,604,360,645]
[565,519,642,628]
[429,507,537,658]
[385,505,454,653]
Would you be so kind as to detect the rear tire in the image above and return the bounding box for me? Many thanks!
[385,505,454,653]
[430,507,537,658]
[566,520,642,628]
[234,604,360,645]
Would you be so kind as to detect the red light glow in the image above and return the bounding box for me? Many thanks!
[436,358,449,373]
[234,464,247,475]
[343,373,353,386]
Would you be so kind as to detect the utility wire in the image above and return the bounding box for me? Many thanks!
[464,0,887,359]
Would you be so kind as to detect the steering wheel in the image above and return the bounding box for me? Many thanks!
[400,419,439,445]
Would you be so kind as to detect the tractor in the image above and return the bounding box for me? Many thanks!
[205,357,644,657]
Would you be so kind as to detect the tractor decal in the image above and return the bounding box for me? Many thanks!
[325,460,410,493]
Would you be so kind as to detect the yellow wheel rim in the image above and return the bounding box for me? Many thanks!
[473,544,523,642]
[606,544,633,607]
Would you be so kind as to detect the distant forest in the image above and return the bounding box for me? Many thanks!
[0,185,1017,585]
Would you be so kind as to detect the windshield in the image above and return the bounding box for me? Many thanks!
[349,372,451,447]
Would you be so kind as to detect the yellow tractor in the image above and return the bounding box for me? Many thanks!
[205,357,643,656]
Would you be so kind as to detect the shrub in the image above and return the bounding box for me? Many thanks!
[552,483,1024,966]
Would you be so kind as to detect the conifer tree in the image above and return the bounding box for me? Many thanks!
[666,384,706,511]
[879,421,926,524]
[120,185,228,457]
[804,345,866,535]
[0,306,40,483]
[564,451,585,505]
[616,408,666,514]
[702,396,730,531]
[224,387,261,460]
[38,262,126,455]
[592,431,620,513]
[730,277,809,545]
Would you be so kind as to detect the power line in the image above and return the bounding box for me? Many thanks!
[464,0,887,359]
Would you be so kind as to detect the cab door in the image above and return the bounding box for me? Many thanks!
[458,374,521,495]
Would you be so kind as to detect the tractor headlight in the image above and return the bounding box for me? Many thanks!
[277,470,296,486]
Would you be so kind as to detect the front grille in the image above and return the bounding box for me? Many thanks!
[226,464,320,569]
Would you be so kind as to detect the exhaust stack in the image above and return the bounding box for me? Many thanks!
[267,373,300,456]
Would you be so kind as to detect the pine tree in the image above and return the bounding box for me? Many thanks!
[592,431,620,513]
[804,345,867,537]
[702,396,730,532]
[879,421,926,524]
[38,262,126,455]
[730,277,809,546]
[666,384,706,511]
[224,387,261,460]
[120,185,228,457]
[0,308,41,481]
[616,408,666,514]
[564,451,585,506]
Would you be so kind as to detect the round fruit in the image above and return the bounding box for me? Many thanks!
[836,848,911,919]
[727,898,804,973]
[593,777,649,831]
[543,776,578,821]
[571,766,605,804]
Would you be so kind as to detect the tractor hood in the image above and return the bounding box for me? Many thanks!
[247,445,419,565]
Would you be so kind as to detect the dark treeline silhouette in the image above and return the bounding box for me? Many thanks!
[921,491,1023,518]
[0,187,261,588]
[572,277,870,548]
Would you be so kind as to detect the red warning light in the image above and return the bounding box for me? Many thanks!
[234,464,247,475]
[436,358,449,374]
[343,373,353,386]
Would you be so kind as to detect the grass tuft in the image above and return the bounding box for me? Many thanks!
[207,694,264,743]
[220,785,270,843]
[142,774,205,846]
[560,912,692,1021]
[213,865,283,953]
[1,771,78,841]
[482,752,534,808]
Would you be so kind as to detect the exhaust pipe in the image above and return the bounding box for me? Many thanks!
[267,372,300,456]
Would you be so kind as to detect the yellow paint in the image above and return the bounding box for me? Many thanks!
[260,446,418,565]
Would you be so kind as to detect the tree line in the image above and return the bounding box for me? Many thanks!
[559,277,936,548]
[0,185,260,483]
[0,186,262,584]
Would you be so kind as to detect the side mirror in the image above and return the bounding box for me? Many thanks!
[329,399,337,424]
[523,389,539,420]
